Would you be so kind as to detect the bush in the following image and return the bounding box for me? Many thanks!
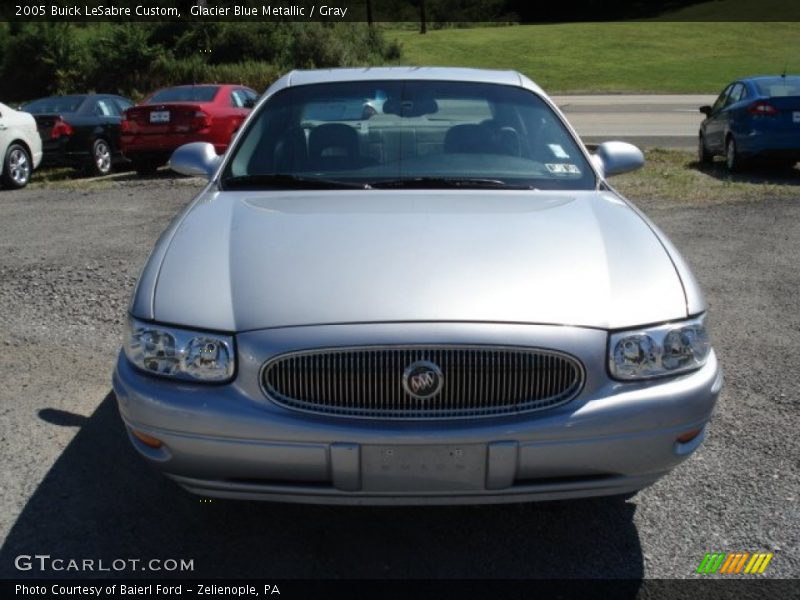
[283,23,405,69]
[285,23,349,69]
[1,23,88,100]
[208,23,289,65]
[107,57,281,101]
[204,62,282,93]
[85,24,165,95]
[0,22,403,102]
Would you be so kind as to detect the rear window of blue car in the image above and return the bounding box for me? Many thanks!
[754,78,800,97]
[148,86,220,103]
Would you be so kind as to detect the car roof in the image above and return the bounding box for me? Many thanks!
[30,94,87,101]
[741,75,800,83]
[155,84,248,89]
[27,93,126,102]
[267,66,544,96]
[160,84,221,88]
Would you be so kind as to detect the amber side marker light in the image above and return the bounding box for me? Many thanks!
[130,428,163,449]
[676,428,703,444]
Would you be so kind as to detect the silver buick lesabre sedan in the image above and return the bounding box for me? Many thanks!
[113,67,723,504]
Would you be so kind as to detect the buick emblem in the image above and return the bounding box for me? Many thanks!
[403,360,444,400]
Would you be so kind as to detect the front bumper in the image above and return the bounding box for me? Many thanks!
[112,322,723,504]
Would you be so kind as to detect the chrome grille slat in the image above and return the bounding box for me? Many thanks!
[298,356,304,401]
[262,346,584,419]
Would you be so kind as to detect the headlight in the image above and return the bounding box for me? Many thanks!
[123,317,234,382]
[609,315,711,380]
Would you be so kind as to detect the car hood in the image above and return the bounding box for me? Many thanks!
[150,189,688,331]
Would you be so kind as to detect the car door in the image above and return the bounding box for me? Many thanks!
[0,103,11,160]
[718,83,747,142]
[228,88,254,137]
[722,83,750,141]
[92,98,124,151]
[241,88,258,109]
[704,85,733,152]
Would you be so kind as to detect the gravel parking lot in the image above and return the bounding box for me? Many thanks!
[0,165,798,580]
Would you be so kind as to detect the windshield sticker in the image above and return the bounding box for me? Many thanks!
[548,144,570,159]
[545,163,581,175]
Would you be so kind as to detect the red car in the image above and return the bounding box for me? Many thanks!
[120,84,257,174]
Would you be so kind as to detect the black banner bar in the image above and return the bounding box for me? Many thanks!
[3,579,799,600]
[2,0,800,23]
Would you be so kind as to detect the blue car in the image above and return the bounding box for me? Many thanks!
[698,75,800,171]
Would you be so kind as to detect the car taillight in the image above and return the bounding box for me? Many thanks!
[51,118,74,139]
[190,111,211,131]
[120,115,133,133]
[747,101,779,117]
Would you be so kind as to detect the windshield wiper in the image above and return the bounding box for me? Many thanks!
[367,177,535,190]
[222,174,368,190]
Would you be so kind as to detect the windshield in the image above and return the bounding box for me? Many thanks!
[222,80,595,191]
[22,95,87,114]
[148,86,219,103]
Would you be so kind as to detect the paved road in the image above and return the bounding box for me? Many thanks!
[553,94,717,149]
[0,173,798,580]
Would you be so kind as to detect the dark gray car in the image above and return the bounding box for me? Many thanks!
[21,93,133,176]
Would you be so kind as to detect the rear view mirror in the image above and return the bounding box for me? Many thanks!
[699,105,712,116]
[169,142,220,180]
[382,97,438,118]
[592,141,644,177]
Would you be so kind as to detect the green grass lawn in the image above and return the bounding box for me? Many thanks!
[614,149,800,204]
[388,21,800,93]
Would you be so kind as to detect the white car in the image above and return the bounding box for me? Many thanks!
[0,102,42,189]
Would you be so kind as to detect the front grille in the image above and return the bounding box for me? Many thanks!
[261,346,584,419]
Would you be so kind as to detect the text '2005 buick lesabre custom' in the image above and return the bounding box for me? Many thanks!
[113,67,723,505]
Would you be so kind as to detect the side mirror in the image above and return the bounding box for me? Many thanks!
[592,141,644,177]
[699,105,712,116]
[169,142,220,180]
[243,97,256,109]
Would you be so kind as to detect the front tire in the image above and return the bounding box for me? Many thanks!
[89,138,112,176]
[725,137,744,172]
[698,134,713,164]
[1,143,32,189]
